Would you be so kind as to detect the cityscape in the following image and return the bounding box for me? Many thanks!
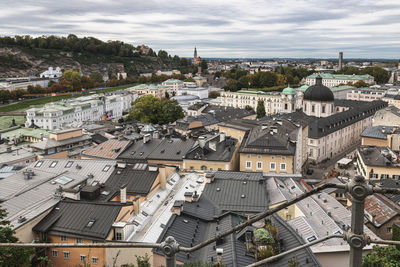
[1,1,400,267]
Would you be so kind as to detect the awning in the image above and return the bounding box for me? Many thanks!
[337,158,352,165]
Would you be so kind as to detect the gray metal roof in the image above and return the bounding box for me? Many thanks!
[118,138,163,162]
[361,125,399,140]
[33,200,123,240]
[30,135,92,150]
[147,138,195,161]
[184,135,237,162]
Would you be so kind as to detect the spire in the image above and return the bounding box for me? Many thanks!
[194,46,197,58]
[315,74,323,86]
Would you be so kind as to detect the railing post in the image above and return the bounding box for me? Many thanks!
[161,236,179,267]
[346,175,371,267]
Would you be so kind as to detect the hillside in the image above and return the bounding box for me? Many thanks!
[0,35,194,78]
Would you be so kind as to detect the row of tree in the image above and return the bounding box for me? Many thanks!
[335,66,390,84]
[223,66,312,92]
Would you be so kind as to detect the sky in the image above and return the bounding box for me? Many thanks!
[1,0,400,58]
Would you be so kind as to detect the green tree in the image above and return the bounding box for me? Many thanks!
[224,79,238,91]
[157,99,184,124]
[362,245,400,266]
[61,70,82,90]
[362,66,390,84]
[0,206,34,266]
[353,80,369,88]
[165,91,170,99]
[182,260,214,267]
[184,77,195,82]
[89,72,104,84]
[136,253,151,267]
[200,59,208,70]
[209,91,220,99]
[127,95,161,123]
[0,90,11,102]
[256,100,266,118]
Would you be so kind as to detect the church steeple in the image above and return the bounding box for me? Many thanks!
[194,46,197,59]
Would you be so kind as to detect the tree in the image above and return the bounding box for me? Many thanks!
[353,80,369,88]
[200,59,208,70]
[90,72,104,84]
[0,206,34,266]
[362,245,400,266]
[127,95,161,123]
[224,79,238,92]
[256,100,266,118]
[157,99,184,124]
[362,66,390,84]
[61,70,82,90]
[209,91,220,99]
[165,91,170,99]
[184,77,195,82]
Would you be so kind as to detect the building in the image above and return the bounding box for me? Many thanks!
[154,171,320,267]
[356,146,400,180]
[127,84,166,99]
[171,95,200,111]
[193,46,201,65]
[364,194,400,240]
[0,126,50,144]
[239,119,301,174]
[30,128,92,157]
[39,67,62,78]
[373,106,400,127]
[177,86,209,99]
[0,142,38,167]
[183,134,238,171]
[25,94,127,130]
[81,139,131,160]
[361,125,400,151]
[193,75,207,87]
[305,73,375,88]
[346,88,386,102]
[219,90,283,115]
[383,94,400,109]
[338,52,343,70]
[161,79,184,96]
[218,119,259,144]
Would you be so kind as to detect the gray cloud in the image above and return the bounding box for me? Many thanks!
[0,0,399,58]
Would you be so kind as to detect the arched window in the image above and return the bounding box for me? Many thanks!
[201,165,207,170]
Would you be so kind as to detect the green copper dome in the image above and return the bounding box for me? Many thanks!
[282,86,296,95]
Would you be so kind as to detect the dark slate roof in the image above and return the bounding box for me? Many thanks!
[155,212,320,267]
[358,146,400,168]
[369,179,400,204]
[184,136,237,162]
[202,105,255,121]
[33,200,122,240]
[308,100,387,139]
[239,120,298,155]
[147,138,195,161]
[91,133,108,144]
[103,164,159,197]
[304,76,334,102]
[118,138,163,162]
[361,126,399,140]
[218,119,260,132]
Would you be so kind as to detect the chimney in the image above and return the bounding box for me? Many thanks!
[143,133,151,144]
[219,132,226,142]
[198,136,206,149]
[120,184,127,204]
[192,191,199,202]
[205,173,215,183]
[153,131,160,139]
[159,167,167,190]
[216,248,223,265]
[209,140,217,151]
[184,192,193,202]
[171,201,183,215]
[133,199,140,214]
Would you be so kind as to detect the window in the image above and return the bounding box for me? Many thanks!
[387,227,392,233]
[281,156,286,160]
[76,238,82,243]
[102,165,111,172]
[270,162,276,170]
[312,105,315,112]
[257,162,262,169]
[322,105,326,113]
[116,232,122,240]
[35,161,43,167]
[246,161,252,169]
[247,154,251,158]
[65,161,73,168]
[257,155,262,159]
[271,156,275,159]
[92,257,98,265]
[61,236,67,242]
[63,251,70,259]
[201,165,207,170]
[52,250,58,257]
[80,255,86,263]
[280,163,286,171]
[49,161,58,168]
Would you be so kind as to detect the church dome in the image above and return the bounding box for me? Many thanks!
[304,75,334,102]
[282,86,296,95]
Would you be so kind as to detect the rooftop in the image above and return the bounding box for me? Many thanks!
[364,194,400,228]
[184,135,237,162]
[361,125,400,140]
[82,139,131,159]
[358,146,400,168]
[307,73,374,81]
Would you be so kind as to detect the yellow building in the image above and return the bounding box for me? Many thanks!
[356,146,400,179]
[218,119,259,144]
[128,83,166,99]
[183,134,239,171]
[361,125,400,151]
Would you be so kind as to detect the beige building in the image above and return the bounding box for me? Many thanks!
[373,106,400,127]
[305,73,375,88]
[128,84,166,99]
[356,146,400,180]
[346,88,385,102]
[361,125,400,151]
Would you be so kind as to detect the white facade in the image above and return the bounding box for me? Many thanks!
[161,79,184,96]
[40,67,62,78]
[306,74,375,88]
[26,94,127,130]
[177,87,209,99]
[346,89,386,102]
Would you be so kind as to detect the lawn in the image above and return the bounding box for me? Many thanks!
[0,116,25,130]
[0,84,136,113]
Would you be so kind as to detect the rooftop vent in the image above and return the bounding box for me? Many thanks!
[216,187,221,192]
[241,194,246,198]
[17,216,27,223]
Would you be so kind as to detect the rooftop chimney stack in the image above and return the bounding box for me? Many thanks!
[216,248,223,265]
[198,136,206,149]
[143,133,151,144]
[153,131,160,139]
[219,132,226,143]
[120,184,127,204]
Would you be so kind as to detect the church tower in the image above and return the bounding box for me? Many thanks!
[194,46,197,60]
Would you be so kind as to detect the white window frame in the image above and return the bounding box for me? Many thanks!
[60,236,67,242]
[246,161,252,169]
[80,255,86,263]
[270,162,276,170]
[92,257,99,265]
[256,162,263,170]
[52,250,58,258]
[280,163,286,171]
[63,251,70,260]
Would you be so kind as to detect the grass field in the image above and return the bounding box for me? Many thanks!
[0,116,25,130]
[0,84,136,113]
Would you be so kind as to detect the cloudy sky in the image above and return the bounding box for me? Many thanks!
[1,0,399,58]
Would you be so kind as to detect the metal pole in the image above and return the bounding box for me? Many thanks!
[346,175,371,267]
[161,236,179,267]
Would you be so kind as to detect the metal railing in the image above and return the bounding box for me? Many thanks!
[2,176,400,267]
